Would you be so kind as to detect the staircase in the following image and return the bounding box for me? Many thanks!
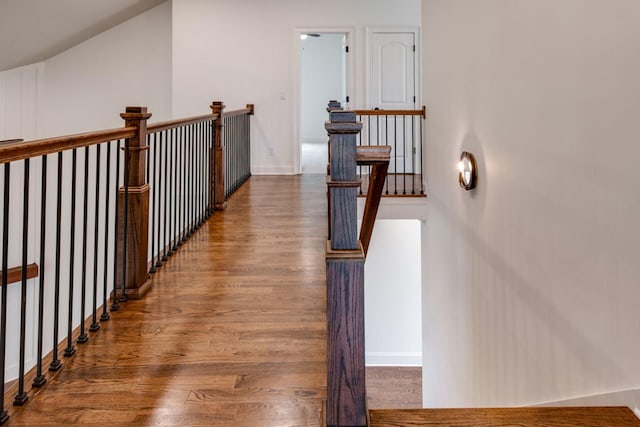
[323,102,640,427]
[369,407,640,426]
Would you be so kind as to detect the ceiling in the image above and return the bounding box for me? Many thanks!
[0,0,167,72]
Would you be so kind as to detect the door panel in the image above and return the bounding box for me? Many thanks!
[369,31,416,173]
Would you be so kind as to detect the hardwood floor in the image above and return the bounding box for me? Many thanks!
[7,175,328,426]
[369,407,640,427]
[367,367,422,410]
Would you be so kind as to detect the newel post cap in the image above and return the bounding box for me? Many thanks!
[210,101,225,114]
[120,106,152,121]
[325,111,361,134]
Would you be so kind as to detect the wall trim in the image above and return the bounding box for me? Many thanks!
[251,165,298,175]
[365,352,422,367]
[534,387,640,420]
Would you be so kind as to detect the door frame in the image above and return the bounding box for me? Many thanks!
[365,27,421,109]
[292,27,355,175]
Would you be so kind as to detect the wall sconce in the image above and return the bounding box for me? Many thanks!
[458,151,477,190]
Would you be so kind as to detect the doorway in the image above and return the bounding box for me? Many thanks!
[299,32,348,174]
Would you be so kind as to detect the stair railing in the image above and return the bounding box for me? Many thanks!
[325,102,390,427]
[0,100,253,424]
[354,107,425,197]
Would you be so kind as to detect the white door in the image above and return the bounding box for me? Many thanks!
[368,31,417,174]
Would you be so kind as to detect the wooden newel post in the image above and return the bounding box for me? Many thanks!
[211,101,227,211]
[325,111,367,427]
[117,106,152,299]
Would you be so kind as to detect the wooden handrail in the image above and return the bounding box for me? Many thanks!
[0,128,137,164]
[357,145,391,256]
[356,145,392,165]
[223,104,255,118]
[353,105,426,118]
[0,139,24,145]
[147,113,218,134]
[0,264,39,286]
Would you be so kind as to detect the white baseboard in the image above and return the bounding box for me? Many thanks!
[302,137,328,145]
[535,387,640,420]
[251,165,298,175]
[365,352,422,367]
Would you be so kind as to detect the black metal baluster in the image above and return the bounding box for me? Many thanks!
[419,116,424,195]
[162,130,169,261]
[0,163,10,424]
[181,126,188,243]
[357,115,363,195]
[178,126,185,243]
[101,141,112,321]
[203,122,208,217]
[150,133,157,272]
[172,128,179,252]
[111,141,121,311]
[411,116,416,195]
[90,145,101,331]
[227,118,231,198]
[206,120,210,215]
[78,147,90,344]
[187,128,193,237]
[394,116,398,195]
[231,117,234,195]
[167,129,174,256]
[178,125,188,245]
[196,122,203,228]
[402,115,406,195]
[157,132,164,267]
[14,159,30,405]
[64,149,77,357]
[191,125,196,234]
[173,130,180,251]
[206,121,212,217]
[228,117,231,196]
[50,152,63,371]
[120,138,130,302]
[33,155,48,388]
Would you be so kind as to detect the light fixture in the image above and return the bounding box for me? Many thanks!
[458,151,477,190]
[300,33,321,40]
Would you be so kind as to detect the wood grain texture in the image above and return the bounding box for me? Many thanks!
[0,128,136,164]
[366,367,422,410]
[354,106,426,118]
[326,259,367,427]
[6,175,328,427]
[115,186,151,299]
[0,263,38,286]
[359,159,389,256]
[327,112,361,251]
[211,101,227,210]
[369,407,640,427]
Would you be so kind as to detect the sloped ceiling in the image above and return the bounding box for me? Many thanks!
[0,0,167,71]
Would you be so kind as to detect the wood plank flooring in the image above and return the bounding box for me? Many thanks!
[369,407,640,427]
[367,367,422,410]
[7,175,328,426]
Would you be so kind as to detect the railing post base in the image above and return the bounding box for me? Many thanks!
[116,107,152,299]
[116,184,152,299]
[326,245,367,427]
[211,101,226,210]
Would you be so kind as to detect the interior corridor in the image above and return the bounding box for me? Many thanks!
[9,175,328,426]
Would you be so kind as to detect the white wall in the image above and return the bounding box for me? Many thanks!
[422,0,640,409]
[365,219,422,366]
[171,0,421,174]
[0,1,172,384]
[43,1,172,136]
[0,63,42,141]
